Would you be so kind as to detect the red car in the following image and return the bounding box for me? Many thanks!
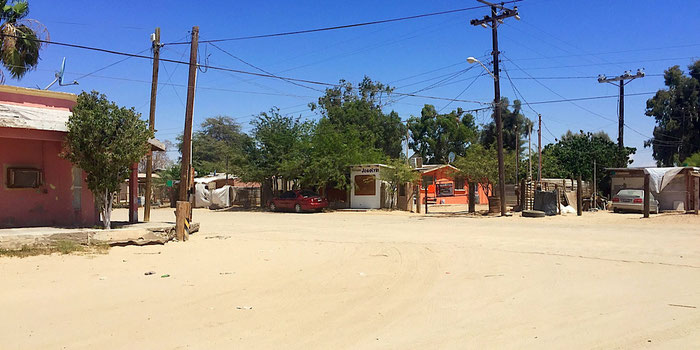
[269,190,328,213]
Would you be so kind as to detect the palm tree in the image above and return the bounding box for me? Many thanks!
[0,0,48,81]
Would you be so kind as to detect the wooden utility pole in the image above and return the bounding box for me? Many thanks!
[643,173,650,218]
[528,124,532,180]
[470,0,519,217]
[593,159,597,210]
[597,70,644,150]
[178,26,199,202]
[514,122,519,186]
[576,175,582,216]
[144,27,161,223]
[538,114,542,182]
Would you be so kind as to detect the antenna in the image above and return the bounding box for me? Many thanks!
[44,57,78,90]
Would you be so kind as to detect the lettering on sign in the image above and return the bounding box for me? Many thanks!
[356,167,379,174]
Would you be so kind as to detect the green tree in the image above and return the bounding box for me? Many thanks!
[453,144,498,200]
[645,60,700,166]
[190,116,253,176]
[480,98,533,153]
[0,0,48,80]
[543,130,635,195]
[407,104,478,164]
[381,158,419,209]
[248,108,314,188]
[63,91,152,229]
[311,77,406,158]
[302,120,384,191]
[682,151,700,166]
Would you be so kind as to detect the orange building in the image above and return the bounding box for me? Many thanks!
[416,164,489,205]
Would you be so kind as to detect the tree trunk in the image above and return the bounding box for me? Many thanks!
[102,188,113,230]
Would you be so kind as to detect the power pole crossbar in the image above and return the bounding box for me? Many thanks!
[597,69,644,151]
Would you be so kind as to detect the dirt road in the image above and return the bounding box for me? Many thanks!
[1,208,699,349]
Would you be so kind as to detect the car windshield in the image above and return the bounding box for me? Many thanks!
[616,189,642,197]
[300,190,320,198]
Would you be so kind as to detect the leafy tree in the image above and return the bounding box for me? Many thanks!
[248,108,314,188]
[645,60,700,166]
[381,158,419,209]
[682,151,700,166]
[480,98,533,153]
[542,130,635,195]
[190,116,253,176]
[407,104,478,164]
[311,76,406,158]
[0,0,48,80]
[302,120,384,191]
[453,144,498,200]
[63,91,152,229]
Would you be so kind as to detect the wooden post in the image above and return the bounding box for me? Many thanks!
[144,27,161,223]
[468,182,476,213]
[129,162,138,223]
[424,186,428,214]
[693,176,700,215]
[643,173,650,218]
[175,201,191,241]
[576,176,582,216]
[520,178,526,212]
[685,171,691,213]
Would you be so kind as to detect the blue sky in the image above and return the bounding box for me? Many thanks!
[15,0,700,166]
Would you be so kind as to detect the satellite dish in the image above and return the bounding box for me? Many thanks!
[448,152,456,163]
[44,57,78,90]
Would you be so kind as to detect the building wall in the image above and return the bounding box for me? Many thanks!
[419,167,489,205]
[350,165,394,209]
[0,128,96,228]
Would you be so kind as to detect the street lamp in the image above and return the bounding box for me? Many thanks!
[466,57,497,80]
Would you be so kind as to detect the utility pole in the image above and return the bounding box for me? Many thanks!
[538,114,542,182]
[144,27,161,223]
[528,124,532,180]
[471,0,519,217]
[597,69,644,151]
[179,26,199,202]
[514,123,519,186]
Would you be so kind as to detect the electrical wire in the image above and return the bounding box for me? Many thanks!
[162,2,522,45]
[438,72,484,112]
[208,42,323,92]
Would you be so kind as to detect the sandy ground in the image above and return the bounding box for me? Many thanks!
[1,208,699,349]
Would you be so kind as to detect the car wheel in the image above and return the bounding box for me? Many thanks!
[270,202,277,212]
[295,204,302,213]
[613,208,619,213]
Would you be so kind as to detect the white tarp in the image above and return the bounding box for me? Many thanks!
[210,185,231,209]
[644,167,685,193]
[194,183,211,208]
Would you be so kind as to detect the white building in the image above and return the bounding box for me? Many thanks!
[349,164,393,209]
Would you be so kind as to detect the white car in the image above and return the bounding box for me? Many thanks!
[611,189,659,214]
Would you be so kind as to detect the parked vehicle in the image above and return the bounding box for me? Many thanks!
[611,188,659,214]
[269,190,328,213]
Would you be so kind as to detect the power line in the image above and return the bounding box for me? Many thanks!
[208,42,323,92]
[162,2,522,45]
[438,72,483,112]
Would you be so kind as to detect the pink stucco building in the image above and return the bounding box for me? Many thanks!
[0,85,96,228]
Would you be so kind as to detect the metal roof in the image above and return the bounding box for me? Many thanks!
[0,103,71,132]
